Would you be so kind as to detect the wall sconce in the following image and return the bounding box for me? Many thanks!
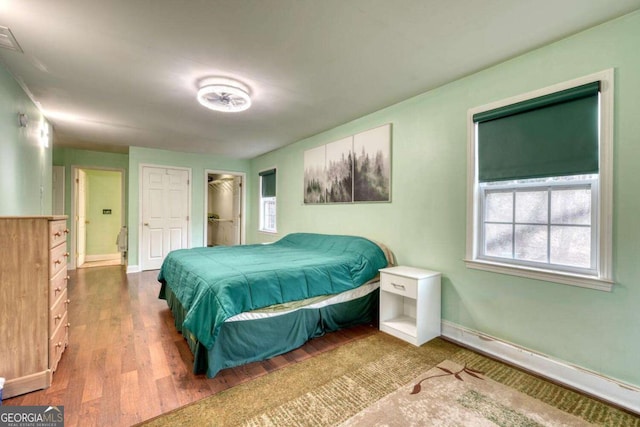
[18,112,28,128]
[40,121,50,147]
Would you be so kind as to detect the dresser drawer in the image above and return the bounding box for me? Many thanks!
[380,273,417,299]
[49,268,68,305]
[49,311,68,372]
[49,220,69,249]
[50,288,68,336]
[50,243,68,278]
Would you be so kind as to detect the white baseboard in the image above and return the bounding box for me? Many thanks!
[85,253,121,262]
[126,265,140,274]
[441,320,640,415]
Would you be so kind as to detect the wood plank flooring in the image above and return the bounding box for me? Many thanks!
[4,266,377,426]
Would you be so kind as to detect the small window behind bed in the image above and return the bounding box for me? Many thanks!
[259,168,277,233]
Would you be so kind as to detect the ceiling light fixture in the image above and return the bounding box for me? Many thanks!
[197,78,252,113]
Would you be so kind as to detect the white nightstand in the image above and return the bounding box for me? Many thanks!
[379,266,441,346]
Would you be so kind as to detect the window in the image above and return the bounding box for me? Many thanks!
[466,70,613,291]
[481,175,596,275]
[259,168,277,233]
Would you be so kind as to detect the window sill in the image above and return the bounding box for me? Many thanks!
[464,259,613,292]
[258,229,278,235]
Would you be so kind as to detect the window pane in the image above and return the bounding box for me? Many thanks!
[260,197,276,232]
[515,225,547,262]
[515,191,547,224]
[485,192,513,222]
[551,188,591,225]
[485,224,512,258]
[550,226,591,268]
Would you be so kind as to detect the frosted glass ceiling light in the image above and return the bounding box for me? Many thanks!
[197,79,252,113]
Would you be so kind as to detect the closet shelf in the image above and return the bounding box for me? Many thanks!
[208,177,235,186]
[208,218,233,223]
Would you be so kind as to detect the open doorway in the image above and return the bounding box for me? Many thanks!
[205,170,245,247]
[72,167,126,269]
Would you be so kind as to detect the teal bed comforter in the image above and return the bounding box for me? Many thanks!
[158,233,387,350]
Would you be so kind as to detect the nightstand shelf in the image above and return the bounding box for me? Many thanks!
[379,266,441,346]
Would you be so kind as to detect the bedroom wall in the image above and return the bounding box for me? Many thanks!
[248,11,640,388]
[127,146,251,270]
[0,63,52,215]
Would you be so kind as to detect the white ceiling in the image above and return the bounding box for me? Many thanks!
[1,1,639,158]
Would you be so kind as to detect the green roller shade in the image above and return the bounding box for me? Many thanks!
[259,168,276,197]
[474,81,600,182]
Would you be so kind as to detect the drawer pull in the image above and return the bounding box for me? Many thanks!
[54,260,62,265]
[65,299,71,305]
[54,231,62,237]
[54,286,62,293]
[56,342,63,348]
[64,252,70,258]
[66,323,71,328]
[64,229,70,234]
[391,283,406,291]
[66,275,70,281]
[54,314,62,321]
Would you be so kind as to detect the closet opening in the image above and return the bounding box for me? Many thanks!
[204,170,245,247]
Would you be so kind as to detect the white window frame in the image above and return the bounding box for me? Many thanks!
[259,167,277,234]
[465,69,614,292]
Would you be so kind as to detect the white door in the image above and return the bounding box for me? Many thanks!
[141,166,190,270]
[232,176,242,245]
[77,169,87,267]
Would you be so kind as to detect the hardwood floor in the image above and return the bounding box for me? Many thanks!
[4,266,377,426]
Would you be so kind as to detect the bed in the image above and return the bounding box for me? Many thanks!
[158,232,392,377]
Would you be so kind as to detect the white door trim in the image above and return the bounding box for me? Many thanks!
[70,165,126,270]
[203,169,246,247]
[138,163,192,270]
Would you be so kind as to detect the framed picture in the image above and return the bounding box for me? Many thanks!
[303,145,327,204]
[304,123,391,204]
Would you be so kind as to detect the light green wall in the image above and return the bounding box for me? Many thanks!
[85,169,122,255]
[0,64,52,215]
[52,147,129,242]
[249,12,640,387]
[127,146,251,267]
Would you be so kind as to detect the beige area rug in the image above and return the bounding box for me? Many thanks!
[139,333,640,427]
[340,359,591,426]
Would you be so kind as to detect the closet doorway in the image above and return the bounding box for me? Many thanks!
[72,167,126,270]
[204,170,245,247]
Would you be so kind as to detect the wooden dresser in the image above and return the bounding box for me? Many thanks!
[0,216,70,398]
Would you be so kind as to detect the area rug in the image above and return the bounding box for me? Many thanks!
[139,333,639,426]
[340,359,590,426]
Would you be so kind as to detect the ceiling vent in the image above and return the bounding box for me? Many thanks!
[0,26,23,53]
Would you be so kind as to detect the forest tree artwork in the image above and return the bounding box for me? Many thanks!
[304,124,391,204]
